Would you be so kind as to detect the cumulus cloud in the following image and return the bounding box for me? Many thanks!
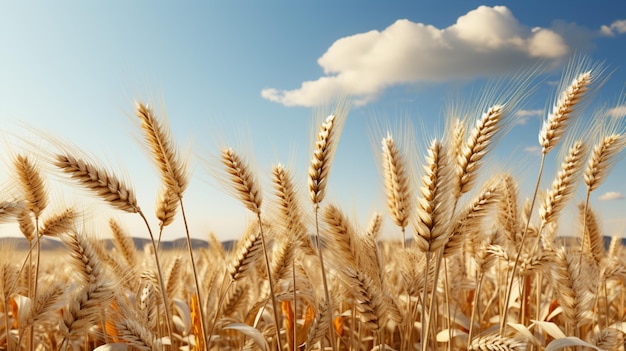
[599,192,625,201]
[600,19,626,36]
[607,105,626,118]
[262,5,575,107]
[515,109,543,125]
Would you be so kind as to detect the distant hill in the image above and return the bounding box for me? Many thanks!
[0,236,236,252]
[1,235,620,253]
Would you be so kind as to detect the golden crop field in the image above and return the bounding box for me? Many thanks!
[1,57,626,351]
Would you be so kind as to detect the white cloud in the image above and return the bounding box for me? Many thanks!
[599,192,625,201]
[515,109,543,125]
[262,5,573,107]
[600,19,626,36]
[607,105,626,119]
[524,146,541,155]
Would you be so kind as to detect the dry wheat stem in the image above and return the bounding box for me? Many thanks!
[256,213,284,351]
[501,153,545,334]
[137,210,173,343]
[178,199,209,350]
[220,146,282,349]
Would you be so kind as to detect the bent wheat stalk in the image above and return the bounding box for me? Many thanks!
[221,147,282,351]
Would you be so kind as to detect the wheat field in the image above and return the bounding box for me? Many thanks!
[1,58,626,351]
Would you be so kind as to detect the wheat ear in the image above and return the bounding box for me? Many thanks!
[468,333,523,351]
[539,140,587,230]
[539,71,592,154]
[14,154,48,220]
[135,101,188,197]
[0,201,23,224]
[414,139,453,253]
[456,105,504,197]
[54,153,140,213]
[272,164,313,253]
[17,208,35,241]
[551,247,597,330]
[578,203,604,265]
[381,134,412,245]
[584,134,626,192]
[109,218,138,268]
[39,208,76,238]
[229,223,264,281]
[221,147,262,214]
[309,114,342,207]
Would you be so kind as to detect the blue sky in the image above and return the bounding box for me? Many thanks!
[1,1,626,241]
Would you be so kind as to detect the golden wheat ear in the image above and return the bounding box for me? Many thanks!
[541,72,591,153]
[308,100,349,208]
[539,140,588,229]
[220,147,263,214]
[54,153,140,214]
[381,134,413,234]
[134,101,189,198]
[14,154,48,220]
[414,139,454,253]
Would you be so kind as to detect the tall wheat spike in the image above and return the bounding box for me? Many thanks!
[381,133,412,245]
[414,139,453,253]
[539,71,592,155]
[456,105,503,197]
[54,153,140,214]
[134,102,188,197]
[539,140,588,230]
